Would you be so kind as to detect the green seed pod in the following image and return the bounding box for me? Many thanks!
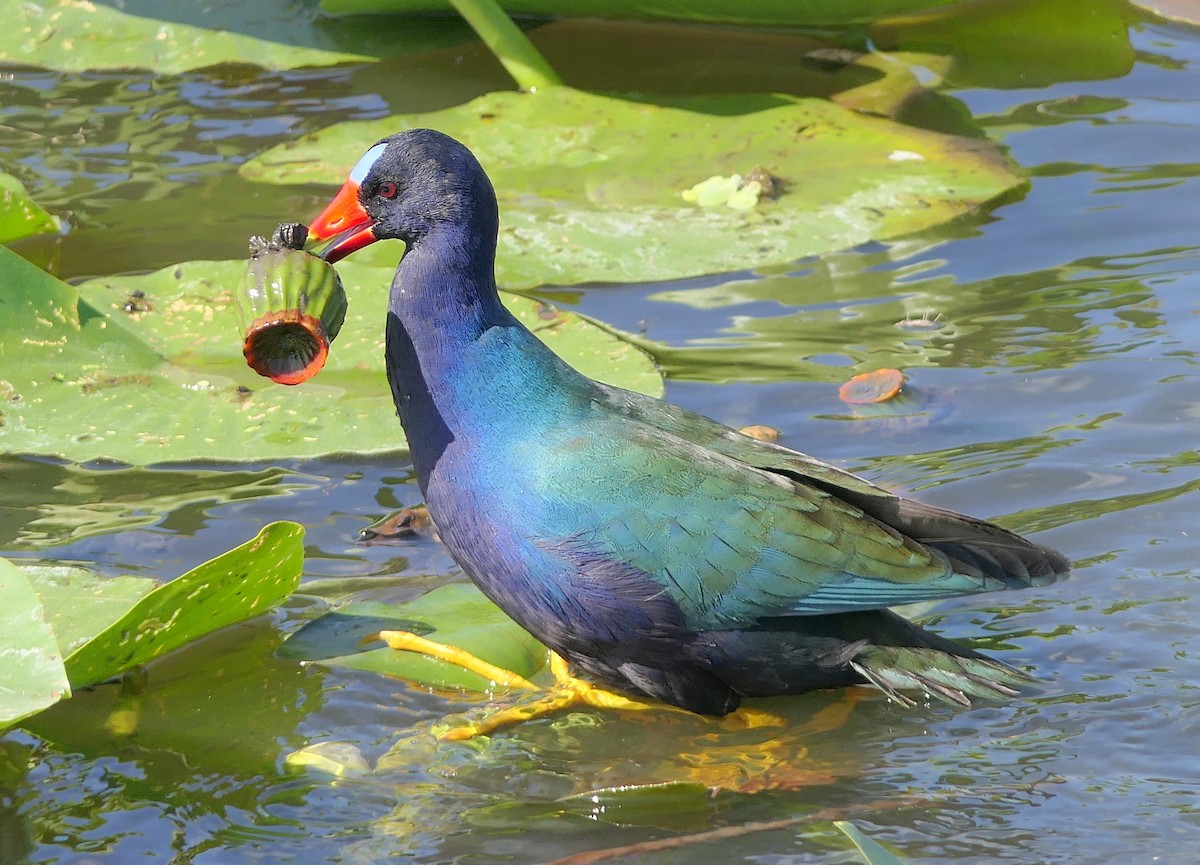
[237,225,347,385]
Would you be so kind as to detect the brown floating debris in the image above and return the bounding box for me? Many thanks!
[838,368,905,405]
[738,424,781,443]
[237,224,346,386]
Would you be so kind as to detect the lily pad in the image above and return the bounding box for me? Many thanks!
[1,0,477,73]
[0,245,660,464]
[0,172,58,245]
[241,87,1024,288]
[21,566,156,657]
[869,0,1134,89]
[0,558,69,728]
[281,583,547,692]
[321,0,959,26]
[57,521,304,688]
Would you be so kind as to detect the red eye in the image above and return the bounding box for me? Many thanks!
[377,181,398,199]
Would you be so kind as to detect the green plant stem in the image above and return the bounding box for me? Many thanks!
[446,0,561,91]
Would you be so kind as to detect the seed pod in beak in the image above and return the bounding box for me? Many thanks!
[237,224,347,385]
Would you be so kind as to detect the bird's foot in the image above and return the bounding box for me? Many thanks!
[376,634,787,740]
[436,652,676,741]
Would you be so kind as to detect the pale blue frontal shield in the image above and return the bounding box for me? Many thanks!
[350,143,388,184]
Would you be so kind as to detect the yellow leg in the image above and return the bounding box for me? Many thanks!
[373,632,786,741]
[374,630,540,691]
[437,652,668,740]
[438,652,785,740]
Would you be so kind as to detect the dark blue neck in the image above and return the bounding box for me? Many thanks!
[384,223,592,488]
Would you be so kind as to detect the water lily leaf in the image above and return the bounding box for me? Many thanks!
[241,87,1024,287]
[834,821,908,865]
[0,245,660,464]
[1,0,476,73]
[869,0,1134,89]
[281,583,546,692]
[60,521,304,688]
[0,558,69,728]
[322,0,959,26]
[21,566,156,657]
[0,172,58,245]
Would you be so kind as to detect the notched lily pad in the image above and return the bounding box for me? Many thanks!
[241,87,1025,288]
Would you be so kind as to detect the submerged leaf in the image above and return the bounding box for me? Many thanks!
[558,782,716,830]
[286,741,372,777]
[282,583,546,692]
[834,821,909,865]
[242,87,1025,287]
[0,246,660,464]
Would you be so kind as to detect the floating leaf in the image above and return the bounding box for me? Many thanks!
[0,558,69,728]
[0,172,58,245]
[0,245,660,464]
[834,821,909,865]
[869,0,1134,88]
[60,521,304,688]
[1,0,477,73]
[281,583,546,692]
[21,566,156,657]
[242,87,1024,288]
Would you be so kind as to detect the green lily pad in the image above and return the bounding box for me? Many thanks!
[0,172,58,245]
[281,583,547,692]
[321,0,959,26]
[57,521,304,688]
[21,566,156,657]
[0,558,69,728]
[0,245,660,464]
[241,87,1024,288]
[1,0,477,73]
[869,0,1134,89]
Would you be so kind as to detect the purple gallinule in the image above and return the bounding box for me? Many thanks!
[305,129,1069,738]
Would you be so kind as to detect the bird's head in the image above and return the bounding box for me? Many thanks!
[306,128,496,263]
